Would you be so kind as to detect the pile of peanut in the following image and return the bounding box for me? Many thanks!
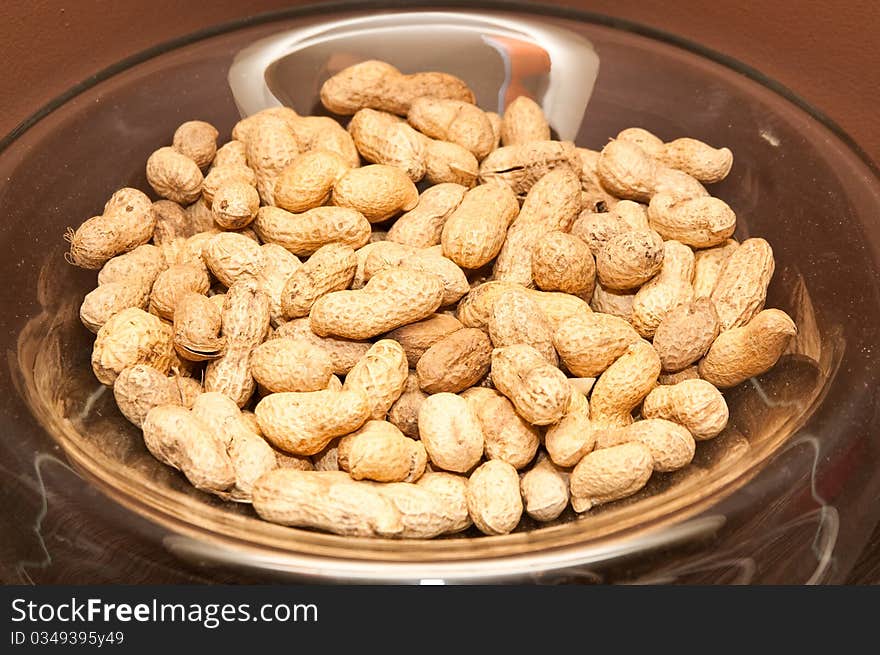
[64,60,797,538]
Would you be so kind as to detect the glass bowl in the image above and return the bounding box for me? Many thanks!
[3,3,880,584]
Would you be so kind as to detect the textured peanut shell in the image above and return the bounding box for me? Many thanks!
[244,116,300,204]
[173,292,224,361]
[257,243,302,327]
[332,164,419,223]
[253,205,371,257]
[710,238,775,331]
[347,108,426,182]
[647,193,736,247]
[456,281,589,332]
[142,405,235,493]
[338,420,422,482]
[252,469,403,537]
[281,242,357,318]
[415,472,472,533]
[363,248,468,306]
[146,147,204,205]
[531,231,596,298]
[575,147,619,210]
[520,455,570,522]
[92,308,175,385]
[251,338,333,393]
[441,183,519,269]
[369,481,464,537]
[642,379,729,440]
[654,297,720,372]
[599,419,696,473]
[272,317,370,375]
[202,164,257,205]
[149,263,211,321]
[204,231,264,288]
[652,166,709,200]
[544,387,595,467]
[490,344,569,426]
[461,387,539,470]
[658,366,701,385]
[570,210,629,258]
[387,183,467,248]
[698,308,797,388]
[590,283,636,324]
[209,181,259,230]
[416,328,492,394]
[319,60,474,116]
[422,138,479,187]
[113,364,180,427]
[569,441,653,511]
[553,311,641,377]
[596,140,656,202]
[255,390,370,455]
[260,110,359,167]
[151,200,193,246]
[590,340,660,428]
[343,339,409,420]
[596,229,665,291]
[80,278,152,333]
[213,140,248,168]
[500,95,551,146]
[172,120,218,169]
[274,149,351,213]
[310,268,445,340]
[467,460,523,535]
[487,290,557,365]
[616,127,664,157]
[387,373,428,438]
[97,244,166,286]
[659,137,733,184]
[407,97,495,159]
[479,140,578,197]
[385,313,463,367]
[418,392,484,473]
[693,239,739,298]
[631,239,696,338]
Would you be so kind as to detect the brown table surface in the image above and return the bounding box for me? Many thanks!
[0,0,877,583]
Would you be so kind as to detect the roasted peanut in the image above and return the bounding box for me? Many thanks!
[146,147,204,205]
[173,291,225,361]
[659,137,733,184]
[204,231,264,287]
[553,311,640,377]
[479,140,578,197]
[570,441,653,511]
[642,379,729,440]
[251,338,333,392]
[544,385,594,467]
[387,372,428,438]
[149,263,211,320]
[274,149,351,213]
[113,364,185,427]
[253,205,371,257]
[92,307,175,385]
[462,387,540,470]
[590,340,660,428]
[596,229,665,291]
[647,192,736,248]
[338,420,426,482]
[710,237,775,331]
[385,313,463,367]
[490,344,569,426]
[386,183,467,248]
[441,183,519,269]
[653,297,720,372]
[418,392,484,472]
[272,317,370,375]
[590,283,637,323]
[416,471,472,533]
[500,96,551,146]
[416,328,492,394]
[487,290,558,365]
[343,339,409,420]
[520,454,569,522]
[631,240,695,338]
[408,97,495,159]
[172,120,218,169]
[467,460,523,535]
[332,164,419,222]
[281,243,357,318]
[244,115,300,204]
[693,238,738,298]
[531,231,596,299]
[596,419,695,473]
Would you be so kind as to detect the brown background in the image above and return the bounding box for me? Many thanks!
[1,0,879,164]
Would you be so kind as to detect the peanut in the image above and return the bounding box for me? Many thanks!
[210,181,260,230]
[441,183,519,269]
[596,419,695,473]
[92,307,175,385]
[487,290,558,365]
[343,339,409,420]
[386,183,467,248]
[642,379,729,440]
[658,366,701,385]
[590,340,660,428]
[146,147,204,205]
[203,231,264,287]
[338,420,426,483]
[244,115,300,204]
[274,149,351,213]
[467,460,523,535]
[659,137,733,184]
[149,263,210,321]
[213,140,248,168]
[387,372,428,438]
[253,205,371,257]
[415,471,472,533]
[347,108,425,181]
[544,386,595,467]
[461,387,540,469]
[693,238,738,298]
[407,97,495,159]
[520,454,569,522]
[80,275,152,334]
[172,120,218,169]
[698,308,797,388]
[332,164,419,222]
[653,297,720,372]
[251,338,333,393]
[418,392,484,472]
[500,96,551,146]
[569,442,653,511]
[97,244,166,286]
[631,240,695,338]
[710,237,775,331]
[531,231,596,298]
[113,364,185,427]
[280,242,357,318]
[257,243,302,327]
[589,283,636,324]
[385,313,463,367]
[421,137,479,187]
[596,229,665,290]
[371,481,466,537]
[647,192,736,247]
[151,200,194,247]
[173,291,225,361]
[479,140,578,197]
[272,317,370,375]
[416,328,492,394]
[202,164,257,206]
[363,246,468,306]
[553,311,640,377]
[490,344,569,426]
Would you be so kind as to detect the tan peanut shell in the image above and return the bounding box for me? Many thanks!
[172,120,218,169]
[149,263,211,320]
[461,387,540,470]
[213,140,248,168]
[256,389,370,455]
[97,244,166,286]
[251,338,333,392]
[387,183,467,248]
[642,378,729,440]
[387,373,428,438]
[422,137,479,187]
[338,420,424,482]
[416,328,492,394]
[616,127,664,156]
[252,109,360,167]
[456,281,588,332]
[92,307,175,385]
[173,292,225,361]
[590,283,636,324]
[598,419,695,473]
[320,59,475,116]
[363,247,468,306]
[211,180,260,230]
[416,472,472,533]
[273,149,350,213]
[544,386,595,467]
[569,441,653,511]
[596,229,665,291]
[310,267,445,340]
[244,115,300,204]
[532,231,596,298]
[370,481,464,537]
[418,392,484,472]
[698,308,797,388]
[553,311,641,377]
[202,164,257,205]
[66,188,156,269]
[408,97,495,159]
[590,340,660,428]
[570,210,628,258]
[343,339,409,420]
[490,344,569,426]
[257,243,302,327]
[113,364,182,427]
[653,297,720,372]
[652,165,709,200]
[348,108,425,181]
[658,366,701,385]
[596,139,656,202]
[272,317,370,375]
[252,469,403,537]
[487,290,558,365]
[647,192,736,247]
[204,231,263,287]
[693,238,739,298]
[80,278,152,333]
[386,313,464,367]
[520,455,570,522]
[142,405,235,493]
[467,460,523,535]
[631,240,696,338]
[710,238,775,331]
[151,200,193,247]
[332,164,419,222]
[500,96,551,146]
[146,147,204,205]
[441,183,519,269]
[659,137,733,184]
[478,140,578,197]
[253,205,371,257]
[281,242,357,318]
[575,147,619,210]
